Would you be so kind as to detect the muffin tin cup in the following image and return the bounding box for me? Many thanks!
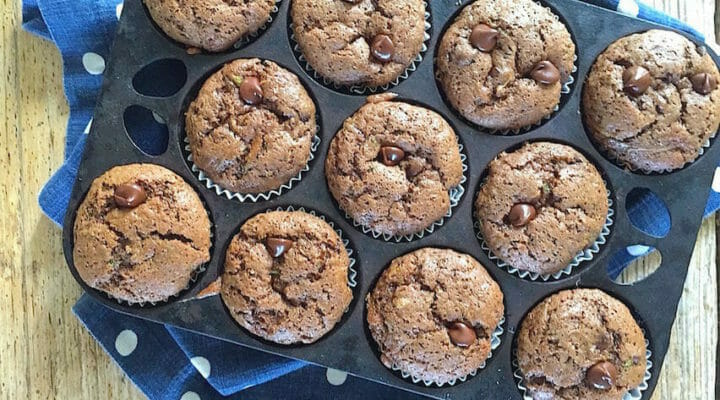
[512,336,653,400]
[474,185,614,282]
[288,1,432,95]
[390,317,505,387]
[184,131,321,203]
[436,1,577,136]
[341,139,468,243]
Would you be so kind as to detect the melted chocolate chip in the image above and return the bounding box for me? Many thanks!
[447,322,476,347]
[508,203,537,227]
[114,183,146,208]
[371,34,394,63]
[239,76,263,105]
[691,72,717,95]
[530,61,561,85]
[586,361,618,390]
[470,24,499,52]
[265,238,293,258]
[623,66,651,97]
[379,146,405,166]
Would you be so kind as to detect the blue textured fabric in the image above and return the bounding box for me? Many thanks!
[23,0,720,398]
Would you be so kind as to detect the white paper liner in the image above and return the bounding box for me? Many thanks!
[344,140,468,243]
[391,317,505,387]
[289,2,431,94]
[184,133,321,202]
[475,188,614,281]
[513,335,653,400]
[268,205,358,289]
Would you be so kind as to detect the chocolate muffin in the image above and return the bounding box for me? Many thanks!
[290,0,426,88]
[366,248,504,385]
[517,289,647,400]
[221,210,352,344]
[475,142,608,276]
[143,0,276,52]
[325,95,464,237]
[186,59,317,195]
[436,0,575,131]
[583,29,720,173]
[73,164,211,304]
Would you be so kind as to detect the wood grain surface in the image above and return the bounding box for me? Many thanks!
[0,0,716,399]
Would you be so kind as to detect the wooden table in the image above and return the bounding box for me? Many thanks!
[0,0,716,398]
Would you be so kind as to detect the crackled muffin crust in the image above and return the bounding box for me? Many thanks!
[436,0,575,130]
[221,211,352,345]
[583,29,720,173]
[291,0,426,88]
[475,142,608,275]
[366,248,504,385]
[73,164,211,304]
[325,97,463,237]
[144,0,276,52]
[186,59,316,194]
[517,289,647,400]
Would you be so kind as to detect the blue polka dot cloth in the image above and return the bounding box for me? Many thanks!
[22,0,720,399]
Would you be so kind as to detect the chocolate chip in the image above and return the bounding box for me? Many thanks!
[586,361,618,390]
[530,61,560,84]
[508,203,536,227]
[623,66,651,97]
[691,72,717,95]
[239,76,263,105]
[371,34,394,63]
[114,183,146,208]
[342,0,362,3]
[265,238,293,258]
[470,24,499,52]
[379,146,405,166]
[447,322,476,347]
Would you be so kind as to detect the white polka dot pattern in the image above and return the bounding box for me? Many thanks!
[114,329,137,356]
[82,52,106,75]
[617,0,640,17]
[325,368,347,386]
[190,356,211,379]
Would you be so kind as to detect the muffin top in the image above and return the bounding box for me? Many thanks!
[73,164,211,304]
[221,210,352,345]
[143,0,276,52]
[583,29,720,173]
[475,142,608,275]
[186,59,316,194]
[517,289,647,400]
[291,0,426,88]
[325,96,463,237]
[366,248,504,385]
[436,0,575,131]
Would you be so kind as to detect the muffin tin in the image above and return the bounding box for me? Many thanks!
[61,0,720,398]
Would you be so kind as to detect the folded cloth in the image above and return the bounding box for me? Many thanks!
[22,0,720,398]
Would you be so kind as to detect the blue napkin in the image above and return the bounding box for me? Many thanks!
[23,0,720,398]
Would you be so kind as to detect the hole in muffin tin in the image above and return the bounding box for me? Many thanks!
[217,205,361,348]
[362,246,506,388]
[626,188,671,238]
[139,0,282,53]
[511,288,654,400]
[287,0,433,95]
[432,0,578,135]
[608,245,662,285]
[325,98,468,242]
[178,58,323,201]
[472,139,614,281]
[133,59,187,97]
[123,105,169,156]
[66,163,215,308]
